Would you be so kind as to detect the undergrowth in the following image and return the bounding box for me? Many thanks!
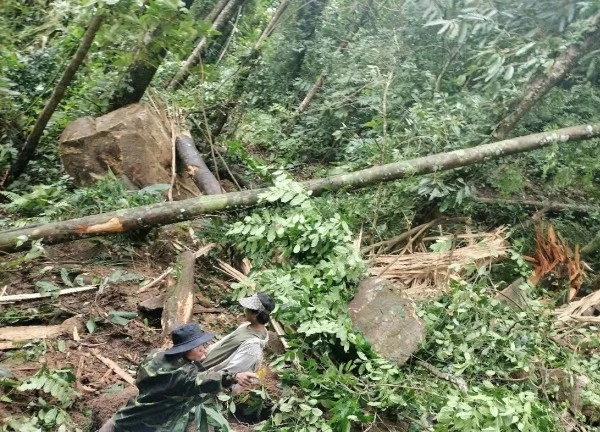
[0,172,166,229]
[220,174,600,431]
[0,365,80,432]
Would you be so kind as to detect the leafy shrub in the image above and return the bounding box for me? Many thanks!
[1,172,166,228]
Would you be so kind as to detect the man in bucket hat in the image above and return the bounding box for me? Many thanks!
[98,322,257,432]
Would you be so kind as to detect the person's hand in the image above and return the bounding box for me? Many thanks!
[235,371,258,388]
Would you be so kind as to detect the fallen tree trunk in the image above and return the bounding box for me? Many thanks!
[176,133,223,194]
[161,251,195,345]
[3,13,104,186]
[473,196,599,213]
[1,122,600,253]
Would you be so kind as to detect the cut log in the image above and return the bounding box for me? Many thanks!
[0,317,84,342]
[1,122,600,253]
[176,133,223,194]
[161,251,196,345]
[3,13,104,186]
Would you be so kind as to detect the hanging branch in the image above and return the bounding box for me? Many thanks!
[2,12,104,187]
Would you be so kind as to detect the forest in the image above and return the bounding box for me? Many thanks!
[1,0,600,430]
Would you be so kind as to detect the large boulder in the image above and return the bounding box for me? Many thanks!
[59,103,199,198]
[348,278,425,365]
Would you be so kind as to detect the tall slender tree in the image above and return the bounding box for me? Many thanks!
[3,12,104,187]
[167,0,248,90]
[108,0,195,111]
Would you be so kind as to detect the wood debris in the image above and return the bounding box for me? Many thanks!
[91,348,135,386]
[0,316,84,343]
[367,227,508,299]
[0,285,99,304]
[527,224,583,301]
[554,290,600,324]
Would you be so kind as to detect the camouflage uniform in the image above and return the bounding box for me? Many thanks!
[112,350,236,432]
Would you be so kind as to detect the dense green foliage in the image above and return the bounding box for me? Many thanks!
[2,0,600,430]
[222,179,600,430]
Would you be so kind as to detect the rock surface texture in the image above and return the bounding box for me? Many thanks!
[59,103,199,198]
[348,278,425,365]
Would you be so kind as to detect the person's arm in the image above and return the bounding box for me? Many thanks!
[189,368,257,395]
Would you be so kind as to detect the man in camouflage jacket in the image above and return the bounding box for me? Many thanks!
[98,323,257,432]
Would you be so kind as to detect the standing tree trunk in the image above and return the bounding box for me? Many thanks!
[1,122,599,252]
[161,251,196,346]
[286,0,328,84]
[176,133,223,194]
[254,0,291,48]
[108,0,194,111]
[2,13,104,187]
[297,2,371,112]
[194,0,292,138]
[495,17,600,139]
[204,0,231,24]
[168,0,247,90]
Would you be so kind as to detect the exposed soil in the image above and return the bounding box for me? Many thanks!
[0,232,281,431]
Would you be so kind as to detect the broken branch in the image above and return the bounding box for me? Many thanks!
[91,348,135,385]
[0,285,99,304]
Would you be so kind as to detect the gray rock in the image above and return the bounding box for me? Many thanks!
[59,103,199,199]
[495,277,529,310]
[348,278,425,365]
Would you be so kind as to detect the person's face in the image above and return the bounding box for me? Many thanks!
[185,344,207,361]
[244,307,258,323]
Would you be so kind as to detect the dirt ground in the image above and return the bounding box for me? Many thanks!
[0,232,281,431]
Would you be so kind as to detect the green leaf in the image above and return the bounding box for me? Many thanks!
[86,319,97,334]
[119,273,143,282]
[108,310,137,326]
[108,270,124,283]
[57,340,66,353]
[36,281,60,293]
[60,269,73,287]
